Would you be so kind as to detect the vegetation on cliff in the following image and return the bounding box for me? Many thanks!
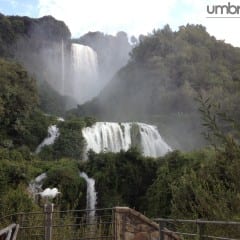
[0,13,71,114]
[0,58,44,149]
[0,13,70,58]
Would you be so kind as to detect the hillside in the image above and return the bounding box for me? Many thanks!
[73,24,240,150]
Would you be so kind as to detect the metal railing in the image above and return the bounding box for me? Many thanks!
[1,207,240,240]
[0,205,114,240]
[154,218,240,240]
[0,223,19,240]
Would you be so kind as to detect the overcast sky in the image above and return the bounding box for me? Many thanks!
[1,0,240,47]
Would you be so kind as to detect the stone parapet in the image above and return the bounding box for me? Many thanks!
[114,207,179,240]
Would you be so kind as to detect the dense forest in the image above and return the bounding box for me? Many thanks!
[0,13,240,231]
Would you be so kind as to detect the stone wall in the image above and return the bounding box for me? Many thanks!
[114,207,159,240]
[114,207,179,240]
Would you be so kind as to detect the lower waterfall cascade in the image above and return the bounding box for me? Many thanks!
[28,172,47,200]
[82,122,172,158]
[35,122,172,158]
[80,172,97,220]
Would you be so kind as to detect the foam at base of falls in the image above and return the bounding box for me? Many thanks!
[82,122,172,158]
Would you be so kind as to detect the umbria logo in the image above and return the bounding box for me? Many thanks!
[207,2,240,17]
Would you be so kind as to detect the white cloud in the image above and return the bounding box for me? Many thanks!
[38,0,177,36]
[37,0,240,47]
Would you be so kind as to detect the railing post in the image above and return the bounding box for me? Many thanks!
[44,203,54,240]
[159,220,166,240]
[19,212,24,239]
[196,220,205,240]
[112,208,116,240]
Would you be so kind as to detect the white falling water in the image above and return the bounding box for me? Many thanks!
[80,172,97,221]
[82,122,132,154]
[82,122,172,158]
[138,123,172,157]
[71,43,99,103]
[61,39,65,95]
[28,172,47,199]
[35,125,60,153]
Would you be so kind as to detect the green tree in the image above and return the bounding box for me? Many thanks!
[81,149,157,211]
[0,58,38,146]
[53,119,86,160]
[170,96,240,221]
[43,159,85,210]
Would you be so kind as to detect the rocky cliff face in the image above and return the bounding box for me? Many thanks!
[0,13,72,114]
[0,14,71,58]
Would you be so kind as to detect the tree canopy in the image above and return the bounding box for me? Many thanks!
[0,58,39,146]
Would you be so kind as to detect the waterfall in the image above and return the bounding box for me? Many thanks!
[82,122,172,158]
[35,125,60,153]
[82,122,131,153]
[61,39,65,95]
[28,172,47,199]
[35,122,171,158]
[80,172,97,221]
[71,43,99,103]
[138,123,172,157]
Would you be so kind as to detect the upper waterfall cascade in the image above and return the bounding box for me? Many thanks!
[82,122,172,158]
[71,43,99,103]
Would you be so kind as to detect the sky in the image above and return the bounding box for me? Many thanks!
[0,0,240,47]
